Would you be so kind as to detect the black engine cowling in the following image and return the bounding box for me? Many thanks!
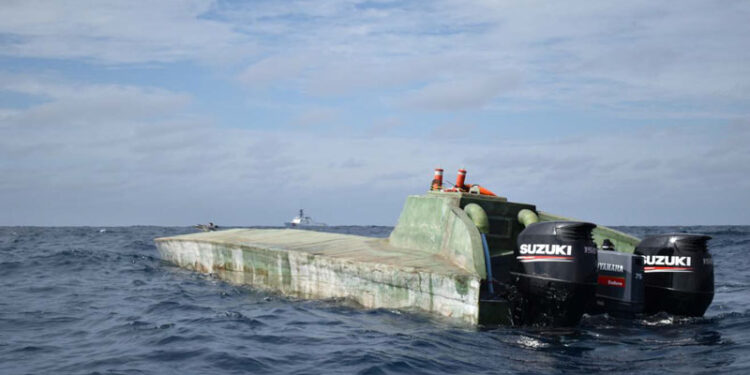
[635,234,714,317]
[511,221,598,326]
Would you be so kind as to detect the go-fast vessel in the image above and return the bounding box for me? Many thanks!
[155,168,714,326]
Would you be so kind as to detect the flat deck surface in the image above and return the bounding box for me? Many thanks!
[159,228,473,277]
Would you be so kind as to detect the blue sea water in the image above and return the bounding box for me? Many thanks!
[1,225,749,374]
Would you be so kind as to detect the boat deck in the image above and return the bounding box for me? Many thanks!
[155,228,480,323]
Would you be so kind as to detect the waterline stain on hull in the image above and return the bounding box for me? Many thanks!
[156,228,481,324]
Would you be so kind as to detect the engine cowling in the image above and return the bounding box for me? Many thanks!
[589,250,645,316]
[635,234,714,317]
[511,221,598,326]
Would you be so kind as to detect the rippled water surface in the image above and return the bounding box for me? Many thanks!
[1,225,749,374]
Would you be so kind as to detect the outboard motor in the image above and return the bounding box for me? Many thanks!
[511,221,598,326]
[589,248,645,316]
[635,234,714,317]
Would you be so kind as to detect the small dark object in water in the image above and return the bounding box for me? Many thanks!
[194,222,219,232]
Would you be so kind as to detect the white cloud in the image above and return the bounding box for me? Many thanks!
[0,0,249,64]
[400,75,521,110]
[366,117,403,137]
[0,78,192,128]
[2,1,748,116]
[289,107,339,127]
[1,2,749,225]
[430,122,477,139]
[238,54,310,87]
[2,77,749,225]
[227,1,749,116]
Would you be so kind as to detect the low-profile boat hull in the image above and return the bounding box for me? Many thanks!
[156,179,715,325]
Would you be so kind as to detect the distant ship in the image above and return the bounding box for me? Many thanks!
[194,222,219,232]
[284,209,327,227]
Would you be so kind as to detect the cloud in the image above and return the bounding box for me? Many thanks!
[0,0,249,64]
[400,75,521,110]
[289,107,339,127]
[2,1,748,117]
[430,122,477,139]
[3,79,749,225]
[0,77,192,129]
[0,79,200,192]
[237,54,310,87]
[462,125,750,223]
[339,158,365,169]
[366,117,403,137]
[1,2,749,225]
[226,1,749,117]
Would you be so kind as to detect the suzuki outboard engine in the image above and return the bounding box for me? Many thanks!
[511,221,598,326]
[635,234,714,317]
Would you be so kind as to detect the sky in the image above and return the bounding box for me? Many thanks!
[1,0,749,226]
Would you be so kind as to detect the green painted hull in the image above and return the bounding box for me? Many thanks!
[155,191,641,325]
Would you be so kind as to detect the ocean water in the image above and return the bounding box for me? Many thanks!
[1,225,748,374]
